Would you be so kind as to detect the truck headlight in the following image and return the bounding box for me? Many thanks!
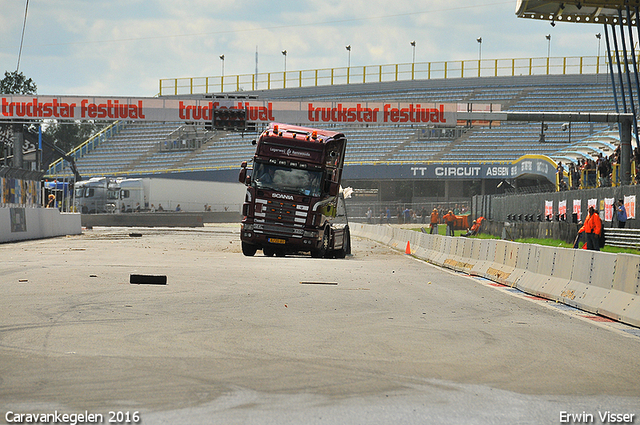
[303,230,318,238]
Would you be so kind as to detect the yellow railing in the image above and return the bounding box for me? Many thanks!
[159,55,611,96]
[46,121,123,176]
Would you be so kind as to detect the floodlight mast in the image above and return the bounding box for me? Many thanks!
[456,110,634,185]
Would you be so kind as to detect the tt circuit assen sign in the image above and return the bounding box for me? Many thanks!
[343,155,558,181]
[0,95,498,126]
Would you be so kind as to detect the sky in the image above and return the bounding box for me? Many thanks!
[0,0,609,97]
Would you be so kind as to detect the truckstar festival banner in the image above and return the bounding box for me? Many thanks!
[0,95,497,126]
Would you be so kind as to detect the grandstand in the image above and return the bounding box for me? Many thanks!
[47,72,621,205]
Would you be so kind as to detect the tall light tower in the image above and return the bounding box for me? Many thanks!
[546,34,551,59]
[282,50,287,88]
[346,45,351,68]
[219,54,225,92]
[477,37,482,77]
[595,33,602,76]
[410,40,416,64]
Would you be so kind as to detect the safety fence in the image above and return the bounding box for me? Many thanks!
[350,223,640,328]
[159,55,608,96]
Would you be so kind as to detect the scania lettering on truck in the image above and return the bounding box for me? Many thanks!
[239,123,350,258]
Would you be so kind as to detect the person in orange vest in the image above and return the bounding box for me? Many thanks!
[430,208,439,234]
[576,206,602,251]
[443,210,456,236]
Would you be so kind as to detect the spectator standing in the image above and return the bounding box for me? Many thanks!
[577,206,602,251]
[430,208,439,234]
[616,199,627,228]
[366,207,373,224]
[443,210,456,236]
[46,194,56,208]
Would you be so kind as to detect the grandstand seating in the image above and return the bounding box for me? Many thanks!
[53,74,621,178]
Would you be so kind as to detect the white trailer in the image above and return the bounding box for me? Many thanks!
[115,178,245,213]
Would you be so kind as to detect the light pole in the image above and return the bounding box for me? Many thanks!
[546,34,551,59]
[346,45,351,84]
[477,37,482,77]
[346,45,351,68]
[219,54,225,92]
[595,33,602,79]
[410,40,416,64]
[282,50,287,88]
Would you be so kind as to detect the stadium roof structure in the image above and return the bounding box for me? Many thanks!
[515,0,640,25]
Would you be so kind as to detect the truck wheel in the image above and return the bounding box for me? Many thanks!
[311,228,330,258]
[242,242,257,256]
[335,227,351,259]
[263,247,275,257]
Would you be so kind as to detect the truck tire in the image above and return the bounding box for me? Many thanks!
[334,227,350,259]
[242,242,258,256]
[263,247,275,257]
[311,228,330,258]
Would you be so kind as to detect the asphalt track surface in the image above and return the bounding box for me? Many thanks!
[1,224,639,425]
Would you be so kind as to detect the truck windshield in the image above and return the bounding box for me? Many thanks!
[253,162,322,197]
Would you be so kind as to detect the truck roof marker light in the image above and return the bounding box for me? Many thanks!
[312,131,318,140]
[273,125,279,133]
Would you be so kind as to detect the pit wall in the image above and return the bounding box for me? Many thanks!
[350,223,640,328]
[0,207,81,243]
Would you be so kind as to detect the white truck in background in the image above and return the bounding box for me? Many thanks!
[74,177,120,214]
[116,178,245,213]
[76,177,245,213]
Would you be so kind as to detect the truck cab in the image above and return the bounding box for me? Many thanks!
[74,177,120,214]
[239,123,350,258]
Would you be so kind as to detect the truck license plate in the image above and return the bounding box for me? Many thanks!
[268,238,286,244]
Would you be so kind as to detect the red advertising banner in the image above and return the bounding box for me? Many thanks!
[573,199,581,222]
[624,195,636,219]
[604,198,614,222]
[559,200,566,216]
[545,200,553,218]
[0,95,498,127]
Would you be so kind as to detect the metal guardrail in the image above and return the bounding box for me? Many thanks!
[159,55,610,96]
[605,228,640,249]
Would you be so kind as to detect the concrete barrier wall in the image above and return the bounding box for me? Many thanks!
[0,207,81,243]
[81,213,205,228]
[351,224,640,328]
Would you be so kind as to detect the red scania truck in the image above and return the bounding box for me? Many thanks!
[239,123,350,258]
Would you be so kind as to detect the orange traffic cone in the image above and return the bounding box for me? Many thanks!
[405,241,411,255]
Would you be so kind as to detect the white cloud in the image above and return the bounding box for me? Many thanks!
[0,0,613,96]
